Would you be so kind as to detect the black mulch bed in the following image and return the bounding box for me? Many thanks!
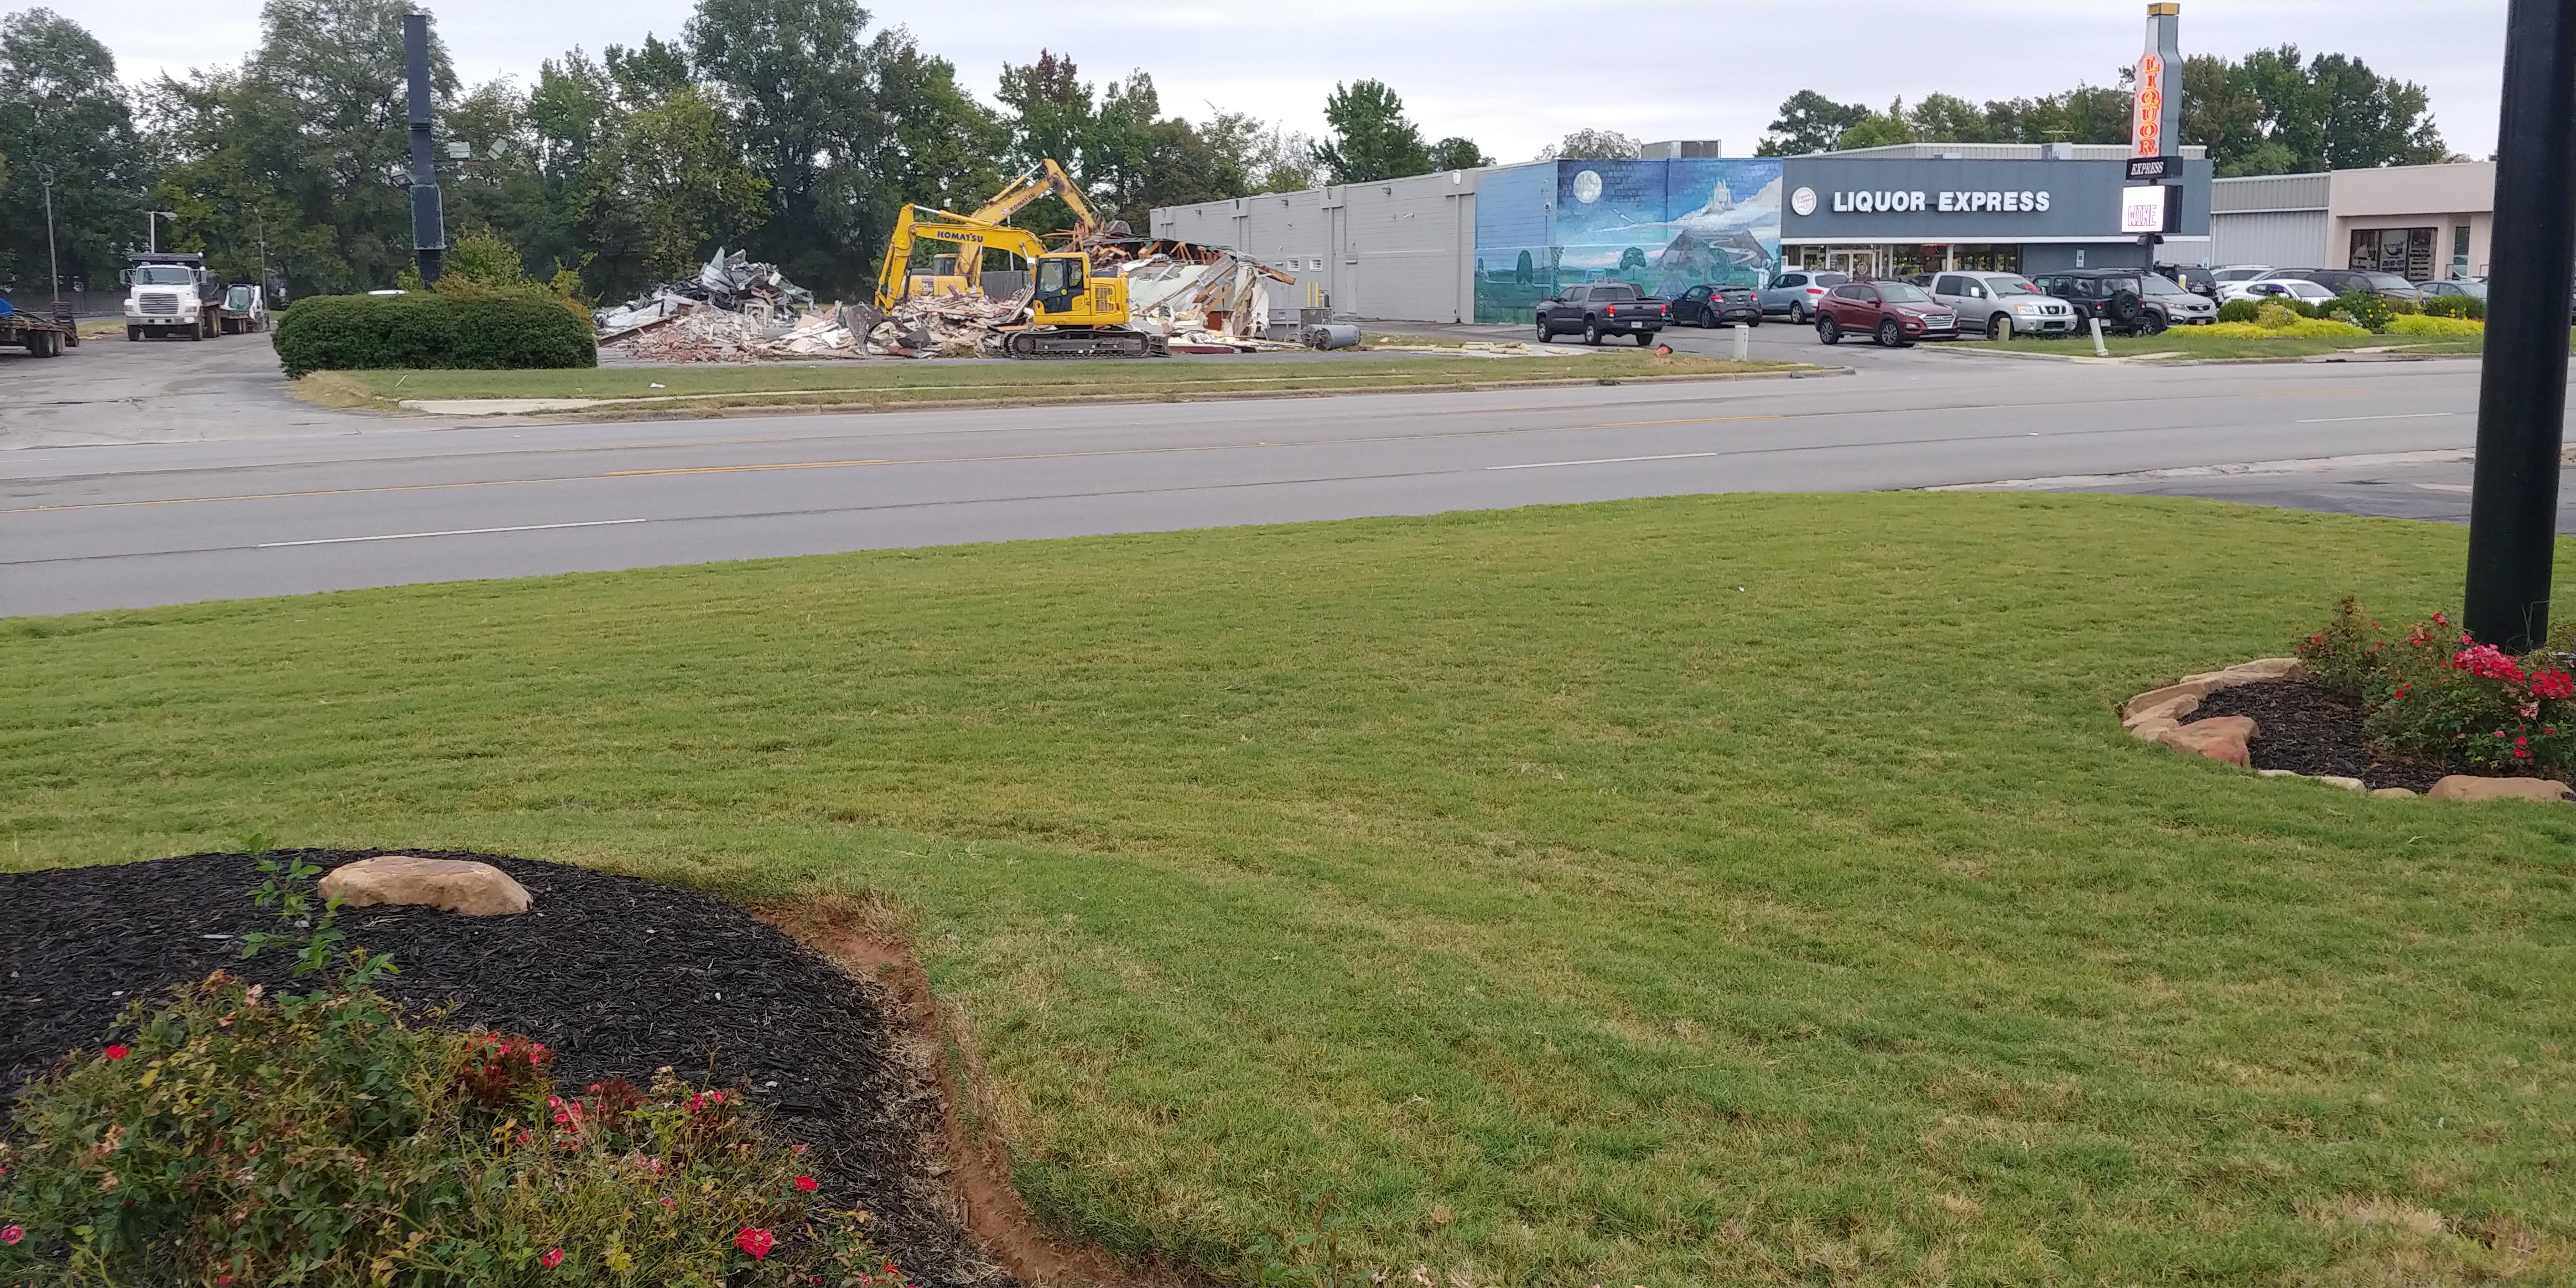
[0,850,1011,1288]
[2195,678,2454,793]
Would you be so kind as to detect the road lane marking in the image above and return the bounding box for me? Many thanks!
[257,519,647,548]
[2294,412,2458,424]
[1489,452,1723,471]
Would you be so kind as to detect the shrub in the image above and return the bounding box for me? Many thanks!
[2253,302,2302,330]
[0,858,910,1287]
[2421,292,2485,320]
[2332,289,2397,333]
[2197,317,2369,340]
[2292,602,2576,777]
[2386,313,2484,336]
[272,293,595,378]
[2216,299,2261,324]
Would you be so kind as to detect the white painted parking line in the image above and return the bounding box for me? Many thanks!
[1488,451,1721,471]
[2293,412,2458,424]
[257,518,647,548]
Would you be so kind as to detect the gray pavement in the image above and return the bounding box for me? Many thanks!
[3,336,2514,615]
[0,326,378,448]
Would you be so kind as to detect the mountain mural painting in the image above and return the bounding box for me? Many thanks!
[1473,158,1785,324]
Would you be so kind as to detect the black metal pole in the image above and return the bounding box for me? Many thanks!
[403,12,445,285]
[2465,0,2576,651]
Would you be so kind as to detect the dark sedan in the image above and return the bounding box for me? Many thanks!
[1670,284,1762,328]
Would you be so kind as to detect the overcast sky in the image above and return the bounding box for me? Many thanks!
[30,0,2511,163]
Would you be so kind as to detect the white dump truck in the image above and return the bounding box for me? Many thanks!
[123,252,223,341]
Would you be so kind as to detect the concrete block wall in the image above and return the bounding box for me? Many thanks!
[1154,170,1485,323]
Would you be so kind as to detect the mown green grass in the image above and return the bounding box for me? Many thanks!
[6,494,2574,1286]
[307,351,1792,413]
[1956,328,2574,361]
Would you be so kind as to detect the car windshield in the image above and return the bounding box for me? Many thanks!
[2452,281,2489,299]
[133,266,193,285]
[1594,284,1637,300]
[2140,274,2190,296]
[1877,283,1933,304]
[1812,272,1850,286]
[1985,276,2043,295]
[225,286,254,309]
[2364,273,2413,290]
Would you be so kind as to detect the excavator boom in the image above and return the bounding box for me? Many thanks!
[965,158,1101,244]
[870,202,1165,360]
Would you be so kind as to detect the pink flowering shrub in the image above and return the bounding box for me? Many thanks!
[0,863,914,1288]
[2301,602,2575,776]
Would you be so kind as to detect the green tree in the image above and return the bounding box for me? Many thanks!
[580,84,770,289]
[1835,99,1915,150]
[685,0,871,292]
[1311,79,1430,183]
[2194,45,2450,174]
[0,8,145,295]
[1427,136,1492,170]
[1535,129,1637,162]
[1754,91,1868,156]
[1205,111,1315,193]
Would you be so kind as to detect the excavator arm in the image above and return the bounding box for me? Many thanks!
[874,205,1052,311]
[965,158,1102,243]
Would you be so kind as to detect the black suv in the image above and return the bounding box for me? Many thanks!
[2029,269,2211,335]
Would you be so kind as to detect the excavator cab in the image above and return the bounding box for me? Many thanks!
[1030,252,1125,328]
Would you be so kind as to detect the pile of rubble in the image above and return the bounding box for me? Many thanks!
[1112,242,1301,352]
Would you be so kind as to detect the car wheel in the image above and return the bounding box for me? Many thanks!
[1789,302,1809,324]
[1747,313,1762,327]
[1986,314,2011,341]
[127,326,141,342]
[1816,316,1840,345]
[1585,321,1603,346]
[1701,309,1721,329]
[1876,319,1903,347]
[1535,315,1551,342]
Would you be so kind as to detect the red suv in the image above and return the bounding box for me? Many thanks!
[1814,280,1959,347]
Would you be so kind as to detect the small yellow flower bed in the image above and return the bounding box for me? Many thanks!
[2385,313,2486,336]
[2190,318,2372,340]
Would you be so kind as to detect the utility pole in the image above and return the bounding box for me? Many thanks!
[403,12,446,285]
[39,167,59,306]
[147,210,178,254]
[2464,0,2576,651]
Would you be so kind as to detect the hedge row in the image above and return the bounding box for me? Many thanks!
[271,292,595,378]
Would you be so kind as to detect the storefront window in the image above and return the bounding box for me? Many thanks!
[2350,227,2434,280]
[2450,226,2471,280]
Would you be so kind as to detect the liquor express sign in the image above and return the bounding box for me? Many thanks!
[2133,4,2183,159]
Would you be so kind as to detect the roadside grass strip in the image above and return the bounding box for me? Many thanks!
[304,353,1804,416]
[5,492,2573,1285]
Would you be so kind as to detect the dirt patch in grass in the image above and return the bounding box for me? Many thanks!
[0,850,1014,1288]
[2197,678,2454,791]
[755,895,1183,1288]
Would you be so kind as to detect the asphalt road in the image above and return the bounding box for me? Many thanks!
[5,325,2521,616]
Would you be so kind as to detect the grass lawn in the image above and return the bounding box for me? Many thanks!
[6,494,2574,1286]
[1954,328,2574,361]
[301,351,1795,414]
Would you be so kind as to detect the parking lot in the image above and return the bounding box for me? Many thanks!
[1,325,385,449]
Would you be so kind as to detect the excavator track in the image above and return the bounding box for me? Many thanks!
[1002,328,1166,360]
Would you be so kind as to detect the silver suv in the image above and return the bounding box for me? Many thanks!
[1760,269,1850,323]
[1926,272,2078,340]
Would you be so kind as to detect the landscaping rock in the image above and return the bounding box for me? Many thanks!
[2159,715,2258,767]
[2425,776,2574,804]
[2372,787,2419,799]
[319,855,532,916]
[2128,717,2180,741]
[2122,693,2201,728]
[2221,657,2305,682]
[2313,776,2368,792]
[2127,679,2225,711]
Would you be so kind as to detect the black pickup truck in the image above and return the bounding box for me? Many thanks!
[1534,282,1669,345]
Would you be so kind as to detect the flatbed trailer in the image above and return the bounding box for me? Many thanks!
[0,307,72,357]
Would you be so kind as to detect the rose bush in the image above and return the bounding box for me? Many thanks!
[2297,600,2575,777]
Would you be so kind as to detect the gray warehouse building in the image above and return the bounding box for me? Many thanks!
[1152,142,2213,324]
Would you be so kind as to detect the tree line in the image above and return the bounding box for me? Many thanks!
[0,0,1487,305]
[3,1,2459,310]
[1753,46,2455,175]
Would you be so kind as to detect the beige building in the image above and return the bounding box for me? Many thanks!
[2209,160,2494,278]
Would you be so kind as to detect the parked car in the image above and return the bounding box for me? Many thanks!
[1812,279,1957,347]
[1759,268,1851,323]
[1670,283,1762,328]
[2415,278,2487,302]
[2231,278,2339,308]
[2253,268,2423,303]
[2030,268,2215,334]
[1926,271,2079,339]
[2153,262,2217,297]
[1534,282,1668,345]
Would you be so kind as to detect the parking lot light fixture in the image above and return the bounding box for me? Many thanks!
[2466,0,2576,651]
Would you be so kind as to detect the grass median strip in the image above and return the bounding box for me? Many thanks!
[1954,328,2573,361]
[299,352,1806,416]
[6,494,2573,1285]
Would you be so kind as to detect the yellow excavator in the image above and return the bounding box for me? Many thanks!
[900,159,1104,301]
[872,204,1164,359]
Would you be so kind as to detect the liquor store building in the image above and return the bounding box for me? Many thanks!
[1777,142,2213,281]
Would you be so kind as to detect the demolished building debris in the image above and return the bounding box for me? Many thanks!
[598,237,1305,362]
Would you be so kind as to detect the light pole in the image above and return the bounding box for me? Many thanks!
[2464,0,2576,651]
[39,167,60,307]
[147,210,179,254]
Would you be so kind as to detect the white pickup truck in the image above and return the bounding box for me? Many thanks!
[123,252,223,341]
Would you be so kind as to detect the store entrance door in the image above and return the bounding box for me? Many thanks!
[1827,248,1879,278]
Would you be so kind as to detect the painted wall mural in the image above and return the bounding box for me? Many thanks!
[1473,158,1784,323]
